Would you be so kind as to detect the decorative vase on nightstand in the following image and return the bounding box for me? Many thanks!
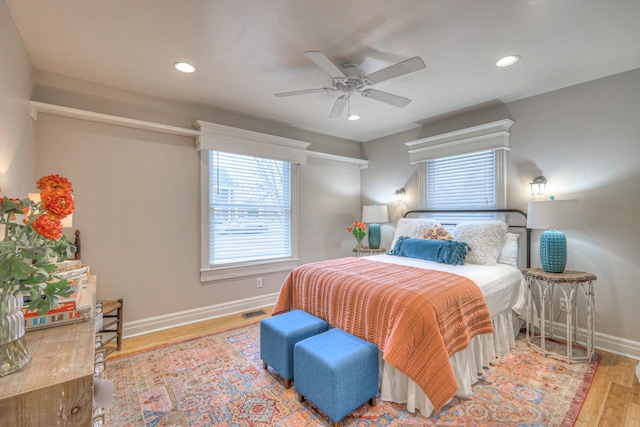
[0,293,31,377]
[540,229,567,273]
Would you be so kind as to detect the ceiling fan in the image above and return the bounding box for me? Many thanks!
[275,51,426,119]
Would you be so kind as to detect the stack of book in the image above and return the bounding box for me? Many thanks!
[22,260,94,331]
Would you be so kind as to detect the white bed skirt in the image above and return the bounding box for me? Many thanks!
[378,308,520,416]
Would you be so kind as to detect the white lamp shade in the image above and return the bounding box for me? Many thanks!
[362,205,389,223]
[526,200,581,230]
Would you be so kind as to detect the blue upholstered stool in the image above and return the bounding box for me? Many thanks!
[294,328,379,426]
[260,310,329,389]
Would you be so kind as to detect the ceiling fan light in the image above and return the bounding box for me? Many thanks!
[346,95,359,120]
[496,55,520,67]
[174,62,195,73]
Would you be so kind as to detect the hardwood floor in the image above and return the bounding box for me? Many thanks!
[108,306,640,426]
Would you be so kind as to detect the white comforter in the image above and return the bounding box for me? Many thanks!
[366,254,526,416]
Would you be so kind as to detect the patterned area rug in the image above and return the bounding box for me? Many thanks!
[105,323,600,426]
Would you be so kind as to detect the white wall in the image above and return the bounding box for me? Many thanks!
[362,69,640,357]
[0,1,35,194]
[506,68,640,349]
[33,106,362,334]
[33,71,362,160]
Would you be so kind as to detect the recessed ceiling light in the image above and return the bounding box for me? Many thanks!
[174,62,195,73]
[496,55,520,67]
[348,114,360,121]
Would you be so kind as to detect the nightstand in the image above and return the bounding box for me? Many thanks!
[523,268,596,362]
[353,247,387,257]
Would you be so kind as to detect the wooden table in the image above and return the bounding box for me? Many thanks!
[352,247,387,257]
[0,280,96,426]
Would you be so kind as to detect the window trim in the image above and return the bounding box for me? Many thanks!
[406,119,513,210]
[406,119,513,165]
[195,121,307,283]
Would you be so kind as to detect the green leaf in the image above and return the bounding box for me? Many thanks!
[25,280,75,315]
[0,254,35,281]
[0,240,17,251]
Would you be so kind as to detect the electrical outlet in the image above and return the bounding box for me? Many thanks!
[256,277,262,288]
[559,298,569,312]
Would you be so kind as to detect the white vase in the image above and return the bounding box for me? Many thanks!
[0,293,32,376]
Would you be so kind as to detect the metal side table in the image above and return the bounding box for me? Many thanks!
[523,268,596,362]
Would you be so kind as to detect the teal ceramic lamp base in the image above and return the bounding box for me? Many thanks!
[368,223,381,249]
[540,229,567,273]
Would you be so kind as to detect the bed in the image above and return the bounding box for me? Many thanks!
[273,209,530,416]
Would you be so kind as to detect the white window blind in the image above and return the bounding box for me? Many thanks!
[425,150,497,223]
[209,151,292,267]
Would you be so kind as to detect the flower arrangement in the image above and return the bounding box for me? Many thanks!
[0,175,77,314]
[347,221,367,248]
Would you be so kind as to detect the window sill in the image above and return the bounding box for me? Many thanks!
[200,258,299,284]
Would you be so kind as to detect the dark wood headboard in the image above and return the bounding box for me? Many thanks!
[403,209,531,268]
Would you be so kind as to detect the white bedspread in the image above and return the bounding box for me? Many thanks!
[365,254,526,416]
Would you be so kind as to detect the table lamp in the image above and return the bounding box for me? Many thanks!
[526,199,581,273]
[362,205,389,250]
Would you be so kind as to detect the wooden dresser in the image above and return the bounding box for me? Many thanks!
[0,278,97,426]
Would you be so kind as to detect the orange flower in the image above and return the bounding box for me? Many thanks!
[40,188,74,220]
[36,174,74,193]
[31,213,63,241]
[347,221,367,243]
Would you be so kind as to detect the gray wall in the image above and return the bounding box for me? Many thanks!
[32,97,362,328]
[362,68,640,354]
[0,0,35,195]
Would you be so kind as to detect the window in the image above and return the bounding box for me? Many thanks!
[423,149,500,223]
[195,120,308,283]
[208,151,293,267]
[406,119,513,224]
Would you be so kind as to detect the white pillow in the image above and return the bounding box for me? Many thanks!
[497,232,519,267]
[452,221,508,266]
[390,218,439,251]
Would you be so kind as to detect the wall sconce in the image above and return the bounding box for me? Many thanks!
[394,188,406,202]
[529,176,547,196]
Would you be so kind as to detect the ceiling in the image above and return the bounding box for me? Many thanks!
[7,0,640,142]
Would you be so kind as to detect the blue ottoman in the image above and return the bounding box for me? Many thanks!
[294,328,378,426]
[260,310,329,389]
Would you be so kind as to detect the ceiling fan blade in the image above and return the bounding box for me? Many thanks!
[275,87,335,97]
[328,95,349,118]
[304,51,346,79]
[363,56,426,85]
[361,89,411,108]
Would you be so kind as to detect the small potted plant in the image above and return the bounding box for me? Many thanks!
[0,174,76,376]
[347,221,367,249]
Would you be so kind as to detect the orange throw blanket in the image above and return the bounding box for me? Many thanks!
[273,257,494,412]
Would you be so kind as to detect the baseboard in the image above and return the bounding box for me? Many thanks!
[547,321,640,360]
[122,296,640,361]
[122,292,280,338]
